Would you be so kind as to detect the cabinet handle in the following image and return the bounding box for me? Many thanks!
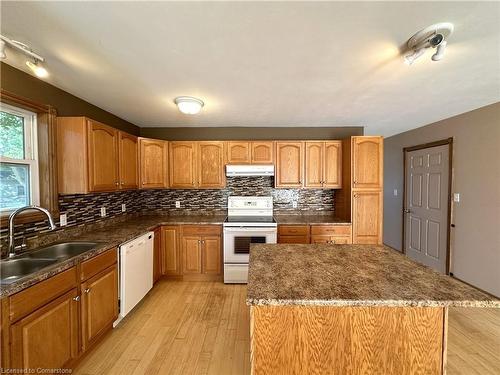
[73,296,80,302]
[84,288,91,293]
[115,182,119,186]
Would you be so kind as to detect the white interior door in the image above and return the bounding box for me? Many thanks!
[404,144,449,273]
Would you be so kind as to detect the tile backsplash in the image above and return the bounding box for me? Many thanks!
[1,177,334,255]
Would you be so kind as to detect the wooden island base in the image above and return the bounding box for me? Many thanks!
[250,305,447,375]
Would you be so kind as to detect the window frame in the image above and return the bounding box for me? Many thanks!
[0,102,40,211]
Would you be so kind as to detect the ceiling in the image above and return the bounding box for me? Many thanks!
[1,1,499,136]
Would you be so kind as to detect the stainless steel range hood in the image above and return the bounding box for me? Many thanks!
[226,164,274,177]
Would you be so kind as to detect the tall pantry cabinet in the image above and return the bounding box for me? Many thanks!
[337,136,383,245]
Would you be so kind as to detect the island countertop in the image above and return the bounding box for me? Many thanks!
[247,244,500,308]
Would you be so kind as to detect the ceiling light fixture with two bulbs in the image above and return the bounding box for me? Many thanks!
[0,34,48,78]
[404,23,454,65]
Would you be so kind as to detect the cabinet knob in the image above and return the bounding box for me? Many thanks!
[115,182,119,186]
[84,288,91,293]
[73,296,80,302]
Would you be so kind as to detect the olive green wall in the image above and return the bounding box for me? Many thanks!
[0,62,140,135]
[140,126,363,140]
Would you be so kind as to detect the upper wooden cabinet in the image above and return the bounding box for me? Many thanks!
[251,141,274,164]
[118,132,138,189]
[139,138,168,189]
[169,141,197,188]
[58,117,138,194]
[227,141,251,164]
[304,141,342,189]
[275,142,304,188]
[352,136,383,189]
[227,141,274,164]
[198,141,226,188]
[170,141,225,189]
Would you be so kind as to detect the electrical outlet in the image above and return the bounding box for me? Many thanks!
[453,193,460,203]
[175,201,181,208]
[393,189,398,196]
[59,213,67,226]
[292,201,298,209]
[121,204,126,212]
[100,207,107,217]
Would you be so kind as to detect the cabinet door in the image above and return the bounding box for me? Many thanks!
[119,132,138,189]
[10,289,79,369]
[81,265,118,351]
[198,141,226,188]
[227,142,250,164]
[305,142,323,188]
[153,228,161,283]
[202,236,221,275]
[182,236,202,274]
[352,190,382,244]
[352,136,383,189]
[251,142,274,164]
[161,226,181,275]
[278,235,310,244]
[311,236,352,244]
[275,142,304,188]
[139,138,168,188]
[87,120,119,191]
[323,141,342,188]
[170,142,197,188]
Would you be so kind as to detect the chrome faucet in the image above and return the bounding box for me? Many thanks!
[8,205,57,258]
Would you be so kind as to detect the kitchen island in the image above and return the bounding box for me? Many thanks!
[247,244,499,374]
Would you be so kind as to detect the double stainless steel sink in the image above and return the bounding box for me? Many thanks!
[0,242,101,285]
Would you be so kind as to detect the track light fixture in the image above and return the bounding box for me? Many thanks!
[403,23,454,65]
[0,34,48,78]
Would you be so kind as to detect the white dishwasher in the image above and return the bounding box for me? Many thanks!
[115,232,154,325]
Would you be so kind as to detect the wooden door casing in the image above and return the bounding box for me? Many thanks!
[227,142,251,164]
[323,141,342,188]
[251,142,274,164]
[182,236,202,274]
[87,120,119,192]
[81,265,118,351]
[352,136,383,189]
[139,138,168,189]
[198,142,225,188]
[305,142,323,188]
[170,142,197,188]
[161,226,181,275]
[118,132,138,189]
[275,142,304,188]
[352,190,383,244]
[202,236,221,275]
[10,289,79,369]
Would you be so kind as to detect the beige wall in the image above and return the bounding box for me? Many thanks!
[1,62,140,135]
[384,102,500,296]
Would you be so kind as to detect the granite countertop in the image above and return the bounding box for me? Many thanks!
[274,214,350,225]
[0,214,226,298]
[247,244,500,308]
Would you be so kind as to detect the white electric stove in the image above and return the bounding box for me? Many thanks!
[223,196,277,283]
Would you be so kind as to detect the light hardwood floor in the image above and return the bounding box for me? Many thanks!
[74,280,500,375]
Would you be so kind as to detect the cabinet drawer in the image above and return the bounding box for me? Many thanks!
[311,225,351,236]
[278,225,309,236]
[9,267,78,322]
[278,235,310,244]
[81,248,117,282]
[311,235,352,245]
[182,225,222,236]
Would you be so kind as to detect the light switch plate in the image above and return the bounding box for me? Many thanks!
[453,193,460,203]
[100,207,107,217]
[175,201,181,208]
[121,204,126,212]
[292,201,298,209]
[59,213,67,226]
[393,189,398,196]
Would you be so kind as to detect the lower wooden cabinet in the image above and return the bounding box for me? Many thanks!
[310,236,352,244]
[80,264,118,351]
[153,227,161,283]
[201,236,222,275]
[161,226,181,275]
[278,224,353,244]
[182,236,202,274]
[10,289,79,369]
[278,225,310,244]
[181,226,222,277]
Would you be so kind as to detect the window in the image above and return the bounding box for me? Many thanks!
[0,103,39,211]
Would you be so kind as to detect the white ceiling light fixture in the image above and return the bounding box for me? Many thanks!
[0,34,48,78]
[174,96,204,115]
[404,23,454,65]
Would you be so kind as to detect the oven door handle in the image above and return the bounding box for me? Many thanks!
[223,227,277,232]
